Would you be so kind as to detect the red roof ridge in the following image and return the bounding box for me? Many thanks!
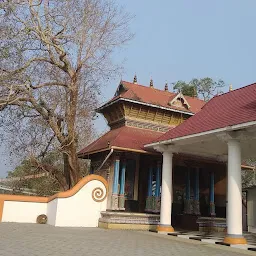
[198,82,256,110]
[121,80,205,102]
[97,80,206,115]
[121,80,174,95]
[212,82,256,99]
[79,126,164,155]
[112,126,127,144]
[78,129,112,154]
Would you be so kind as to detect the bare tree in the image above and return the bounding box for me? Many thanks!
[0,0,133,188]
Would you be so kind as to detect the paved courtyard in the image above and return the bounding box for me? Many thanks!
[0,223,254,256]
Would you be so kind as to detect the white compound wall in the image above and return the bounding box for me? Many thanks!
[0,175,108,227]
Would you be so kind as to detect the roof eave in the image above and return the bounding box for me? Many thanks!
[78,147,111,158]
[145,120,256,148]
[111,146,159,155]
[97,97,195,115]
[96,97,120,113]
[78,145,160,157]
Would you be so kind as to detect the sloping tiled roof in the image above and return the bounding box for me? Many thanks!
[99,81,205,114]
[78,126,163,156]
[152,83,256,143]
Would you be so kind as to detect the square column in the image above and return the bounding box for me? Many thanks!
[184,168,192,214]
[157,151,174,233]
[193,167,201,215]
[111,157,120,210]
[118,159,126,210]
[145,166,153,212]
[153,161,161,213]
[223,139,247,244]
[209,171,216,216]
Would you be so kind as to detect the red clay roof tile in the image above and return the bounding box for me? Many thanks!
[152,83,256,143]
[100,81,205,114]
[79,126,163,155]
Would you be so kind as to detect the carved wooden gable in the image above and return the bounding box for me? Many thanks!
[169,92,190,110]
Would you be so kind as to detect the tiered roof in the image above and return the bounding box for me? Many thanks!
[79,80,206,156]
[98,81,205,115]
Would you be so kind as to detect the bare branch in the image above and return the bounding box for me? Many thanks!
[31,82,68,89]
[0,0,133,188]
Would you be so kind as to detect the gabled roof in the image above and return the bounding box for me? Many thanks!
[98,81,205,115]
[78,126,163,156]
[150,83,256,144]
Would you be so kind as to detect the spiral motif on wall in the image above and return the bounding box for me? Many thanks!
[92,187,106,202]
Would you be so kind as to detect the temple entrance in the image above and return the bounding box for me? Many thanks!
[136,159,228,230]
[137,154,151,212]
[124,159,138,212]
[137,154,162,213]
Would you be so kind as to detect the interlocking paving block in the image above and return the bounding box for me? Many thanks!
[177,235,191,239]
[189,237,202,241]
[231,244,254,250]
[202,239,221,244]
[215,242,231,246]
[167,233,179,236]
[2,223,256,255]
[204,235,225,238]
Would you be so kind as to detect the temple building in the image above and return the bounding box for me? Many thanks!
[78,76,229,231]
[0,75,253,246]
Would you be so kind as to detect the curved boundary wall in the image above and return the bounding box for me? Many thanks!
[0,175,108,227]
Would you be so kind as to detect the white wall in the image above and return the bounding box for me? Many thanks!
[1,176,108,227]
[47,199,58,226]
[2,201,47,223]
[55,180,107,227]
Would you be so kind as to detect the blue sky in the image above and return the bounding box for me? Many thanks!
[1,0,256,177]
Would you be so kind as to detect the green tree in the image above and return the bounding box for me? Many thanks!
[6,152,90,194]
[7,159,60,196]
[191,78,225,101]
[172,78,226,101]
[172,80,197,97]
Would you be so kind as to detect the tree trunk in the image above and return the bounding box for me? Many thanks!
[63,153,71,189]
[65,142,81,187]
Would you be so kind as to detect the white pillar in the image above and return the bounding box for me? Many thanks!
[225,163,228,232]
[158,151,174,233]
[224,139,247,244]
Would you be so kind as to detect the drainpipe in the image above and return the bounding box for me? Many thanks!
[95,148,114,173]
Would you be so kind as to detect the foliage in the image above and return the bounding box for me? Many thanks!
[172,78,226,101]
[242,159,256,189]
[242,169,256,189]
[6,152,90,195]
[172,80,197,97]
[7,159,60,196]
[0,0,133,189]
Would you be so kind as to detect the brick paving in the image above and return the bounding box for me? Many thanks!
[0,223,254,256]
